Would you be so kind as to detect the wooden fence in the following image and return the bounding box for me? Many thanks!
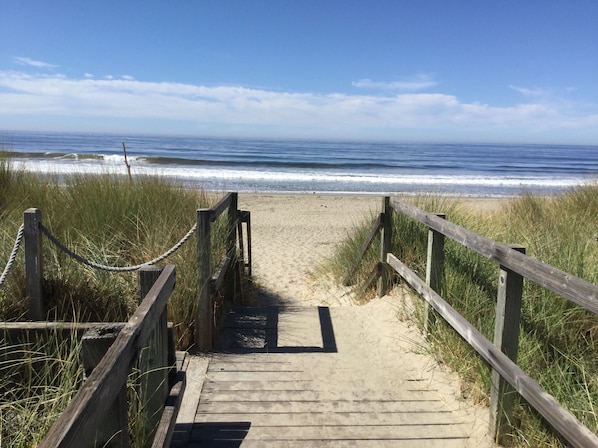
[19,192,250,347]
[2,192,250,446]
[349,196,598,447]
[38,265,177,447]
[196,192,251,350]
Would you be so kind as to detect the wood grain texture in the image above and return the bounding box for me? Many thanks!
[172,304,484,447]
[389,197,598,313]
[38,265,176,448]
[387,253,598,448]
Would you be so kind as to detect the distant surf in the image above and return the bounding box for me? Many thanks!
[2,131,597,196]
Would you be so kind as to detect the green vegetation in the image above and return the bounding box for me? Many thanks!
[1,331,83,447]
[327,188,598,447]
[0,153,235,446]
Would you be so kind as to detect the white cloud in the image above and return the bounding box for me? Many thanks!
[0,71,595,143]
[84,73,94,78]
[353,74,438,91]
[510,85,549,98]
[121,75,135,81]
[13,56,58,69]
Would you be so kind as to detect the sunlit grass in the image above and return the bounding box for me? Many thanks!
[327,185,598,446]
[0,156,237,446]
[0,331,83,447]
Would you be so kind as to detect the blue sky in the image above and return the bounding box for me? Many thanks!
[1,1,597,144]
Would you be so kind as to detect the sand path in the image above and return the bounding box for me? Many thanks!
[230,194,496,446]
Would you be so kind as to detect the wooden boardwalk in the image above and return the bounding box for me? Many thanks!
[171,302,491,447]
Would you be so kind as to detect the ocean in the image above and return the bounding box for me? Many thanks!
[1,130,597,197]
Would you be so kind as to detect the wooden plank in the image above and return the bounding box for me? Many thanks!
[207,361,299,372]
[1,322,106,343]
[222,440,470,448]
[196,209,213,351]
[424,213,445,335]
[200,389,442,403]
[387,253,598,448]
[80,325,128,447]
[208,356,292,365]
[170,355,210,448]
[211,247,235,292]
[202,380,320,391]
[177,356,210,424]
[189,423,469,441]
[38,265,176,448]
[389,197,598,314]
[204,371,307,382]
[490,245,525,444]
[194,411,468,426]
[210,192,234,222]
[378,197,392,296]
[197,399,456,414]
[138,267,170,445]
[202,379,425,392]
[24,208,43,320]
[151,370,186,448]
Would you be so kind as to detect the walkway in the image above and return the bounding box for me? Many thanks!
[169,195,493,447]
[170,298,492,447]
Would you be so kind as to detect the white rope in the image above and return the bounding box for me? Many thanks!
[41,223,197,272]
[0,224,24,287]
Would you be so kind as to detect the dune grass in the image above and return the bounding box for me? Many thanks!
[327,187,598,446]
[0,164,230,346]
[0,153,237,446]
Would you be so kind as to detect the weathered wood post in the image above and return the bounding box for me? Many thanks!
[237,212,246,271]
[81,324,128,448]
[378,196,392,297]
[228,193,238,250]
[24,208,43,320]
[244,211,252,278]
[424,213,446,336]
[197,208,213,351]
[227,193,238,304]
[490,245,525,444]
[138,266,169,447]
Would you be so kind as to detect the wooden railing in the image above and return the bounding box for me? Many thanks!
[196,192,251,350]
[38,265,177,448]
[350,196,598,447]
[17,192,250,349]
[1,192,251,445]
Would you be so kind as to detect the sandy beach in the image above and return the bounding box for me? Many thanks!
[238,193,510,305]
[233,193,504,446]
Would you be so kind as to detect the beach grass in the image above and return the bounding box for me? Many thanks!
[0,329,84,447]
[0,163,230,346]
[327,187,598,446]
[0,155,236,446]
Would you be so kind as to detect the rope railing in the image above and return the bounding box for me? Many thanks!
[0,220,197,285]
[0,224,24,286]
[40,223,198,272]
[9,193,251,348]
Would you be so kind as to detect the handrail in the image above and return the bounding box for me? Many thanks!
[387,253,598,448]
[389,198,598,314]
[38,265,176,448]
[210,192,236,222]
[212,246,237,293]
[383,197,598,447]
[11,192,251,326]
[3,192,252,445]
[196,192,250,350]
